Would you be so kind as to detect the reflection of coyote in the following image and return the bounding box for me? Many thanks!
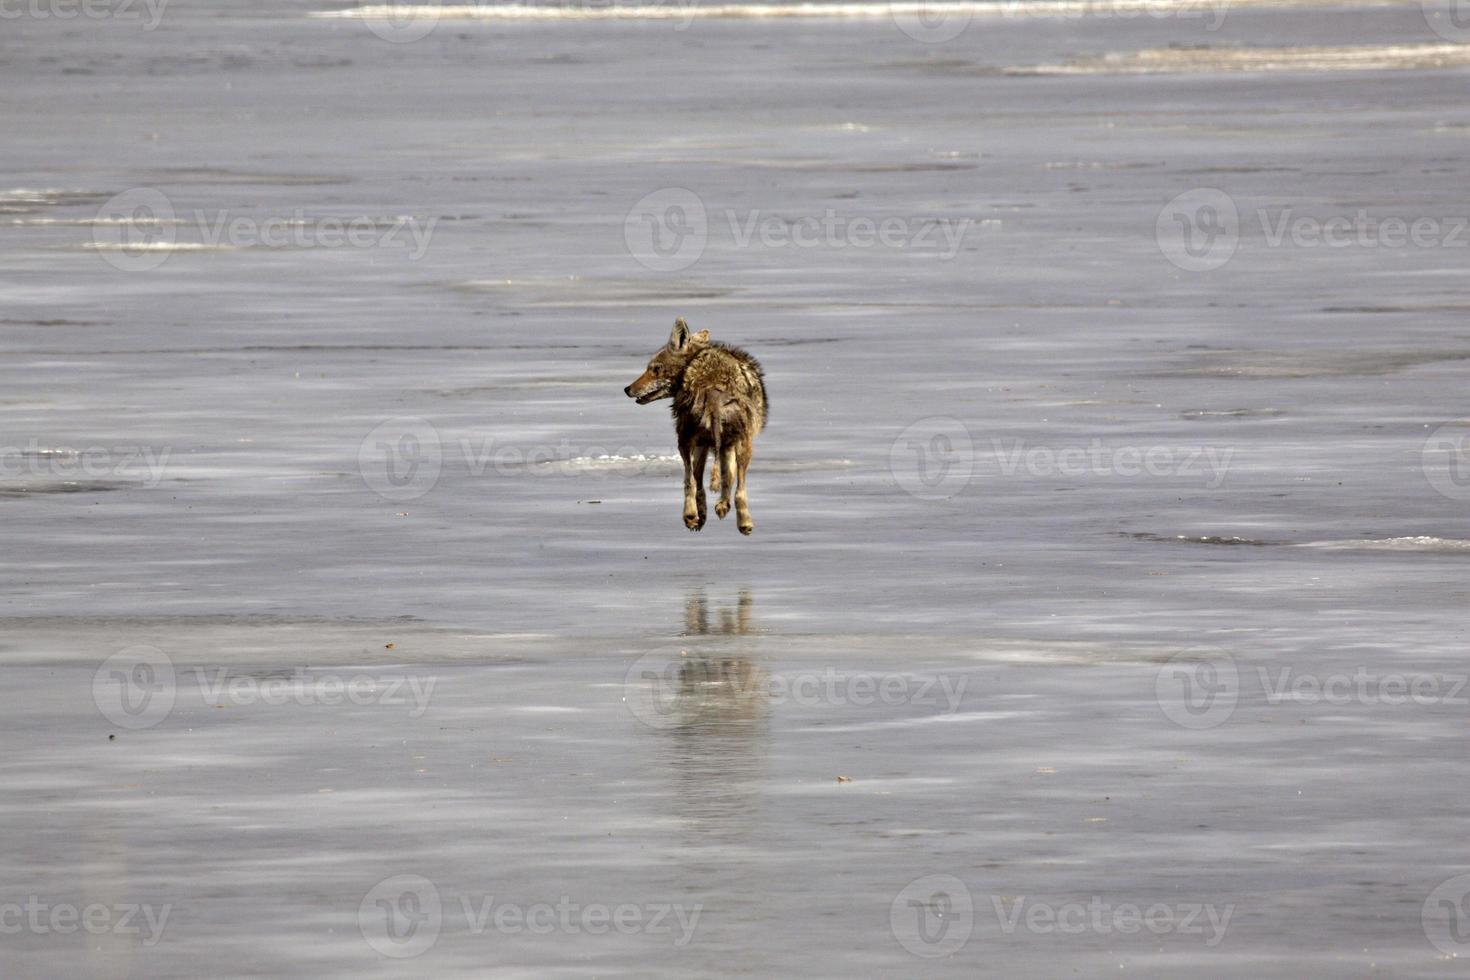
[624,319,768,535]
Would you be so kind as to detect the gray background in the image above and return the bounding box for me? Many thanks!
[2,1,1468,976]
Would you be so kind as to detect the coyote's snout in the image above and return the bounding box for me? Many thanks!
[625,318,768,535]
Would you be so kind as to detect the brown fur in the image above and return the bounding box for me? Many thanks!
[624,318,768,534]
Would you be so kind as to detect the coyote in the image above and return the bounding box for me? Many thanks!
[624,319,767,534]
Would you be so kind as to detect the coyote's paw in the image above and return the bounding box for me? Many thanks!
[684,511,705,531]
[738,519,754,536]
[714,499,730,519]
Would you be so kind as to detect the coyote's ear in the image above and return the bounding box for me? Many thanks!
[669,317,691,350]
[691,329,710,345]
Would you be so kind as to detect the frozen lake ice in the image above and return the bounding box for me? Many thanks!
[2,0,1470,975]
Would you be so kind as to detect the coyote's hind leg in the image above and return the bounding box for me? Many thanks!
[714,442,736,520]
[735,438,754,535]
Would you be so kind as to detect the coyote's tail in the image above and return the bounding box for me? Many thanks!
[703,387,727,469]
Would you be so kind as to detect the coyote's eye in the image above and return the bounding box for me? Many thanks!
[650,365,661,377]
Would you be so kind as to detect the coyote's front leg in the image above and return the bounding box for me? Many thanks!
[691,444,709,530]
[682,439,709,531]
[680,440,701,531]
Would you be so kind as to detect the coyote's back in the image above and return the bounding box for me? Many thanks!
[674,341,767,446]
[623,319,767,535]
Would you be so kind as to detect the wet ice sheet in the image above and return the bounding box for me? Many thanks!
[2,0,1470,976]
[5,612,1468,978]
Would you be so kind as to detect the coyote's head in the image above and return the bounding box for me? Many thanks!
[623,318,710,405]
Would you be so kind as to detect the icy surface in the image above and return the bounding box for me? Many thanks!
[1,1,1469,976]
